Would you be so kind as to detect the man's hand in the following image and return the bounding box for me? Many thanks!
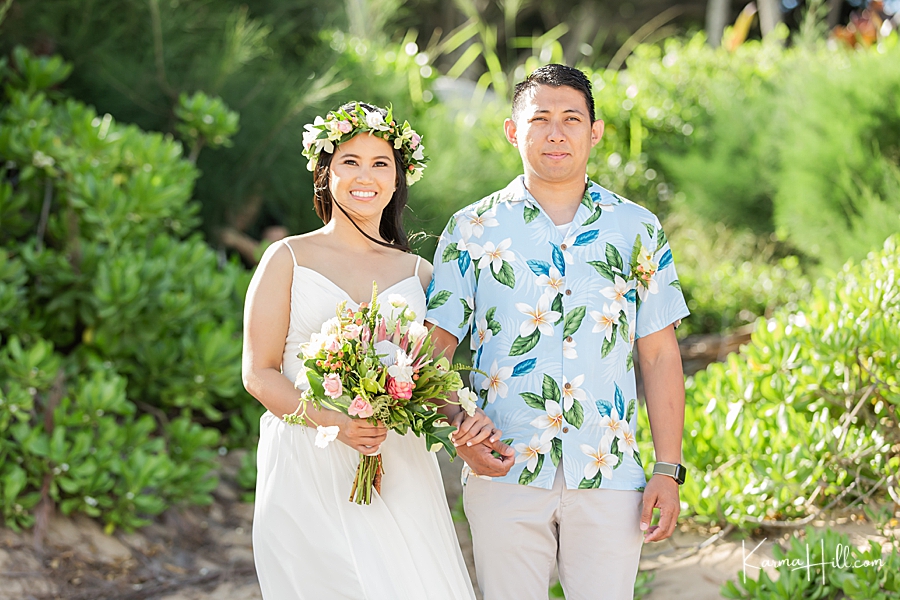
[640,474,680,541]
[456,438,515,477]
[449,408,500,448]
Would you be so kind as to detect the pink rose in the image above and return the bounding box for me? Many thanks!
[410,132,421,149]
[324,335,342,353]
[386,377,414,400]
[348,395,374,419]
[337,120,353,134]
[323,374,343,398]
[344,324,361,340]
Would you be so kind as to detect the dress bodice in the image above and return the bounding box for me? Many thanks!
[281,260,427,383]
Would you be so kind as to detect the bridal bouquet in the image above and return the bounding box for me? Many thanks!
[284,284,478,504]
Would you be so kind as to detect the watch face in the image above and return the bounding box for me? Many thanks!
[675,465,686,484]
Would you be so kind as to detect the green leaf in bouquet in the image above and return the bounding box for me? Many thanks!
[307,371,325,397]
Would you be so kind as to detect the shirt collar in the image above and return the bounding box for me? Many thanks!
[501,175,606,228]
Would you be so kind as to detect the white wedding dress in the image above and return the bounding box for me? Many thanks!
[252,242,476,600]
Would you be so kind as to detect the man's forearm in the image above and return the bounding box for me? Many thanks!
[637,327,685,464]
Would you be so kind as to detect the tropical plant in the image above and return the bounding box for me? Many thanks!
[637,235,899,530]
[0,48,251,532]
[722,526,900,599]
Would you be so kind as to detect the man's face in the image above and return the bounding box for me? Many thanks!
[505,84,604,187]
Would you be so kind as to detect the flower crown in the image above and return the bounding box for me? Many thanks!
[302,103,427,186]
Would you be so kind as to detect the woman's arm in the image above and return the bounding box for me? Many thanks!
[241,241,386,453]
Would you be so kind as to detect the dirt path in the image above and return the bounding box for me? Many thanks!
[0,450,889,600]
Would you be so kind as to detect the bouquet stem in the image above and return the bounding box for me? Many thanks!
[349,454,384,505]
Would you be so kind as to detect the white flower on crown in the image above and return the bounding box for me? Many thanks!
[365,110,386,130]
[406,166,424,185]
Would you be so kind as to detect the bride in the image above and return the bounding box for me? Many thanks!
[241,102,496,599]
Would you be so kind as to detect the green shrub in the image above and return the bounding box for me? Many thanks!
[666,218,811,337]
[0,48,253,531]
[645,235,899,529]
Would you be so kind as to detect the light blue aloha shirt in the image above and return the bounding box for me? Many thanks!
[425,176,690,491]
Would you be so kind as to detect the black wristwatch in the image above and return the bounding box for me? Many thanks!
[652,462,686,485]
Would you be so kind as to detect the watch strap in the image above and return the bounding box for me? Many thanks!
[652,462,686,485]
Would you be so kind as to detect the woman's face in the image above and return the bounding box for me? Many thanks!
[328,133,397,223]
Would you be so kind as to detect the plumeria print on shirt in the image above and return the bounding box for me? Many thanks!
[426,176,689,491]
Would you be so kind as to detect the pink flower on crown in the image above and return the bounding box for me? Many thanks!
[337,120,353,134]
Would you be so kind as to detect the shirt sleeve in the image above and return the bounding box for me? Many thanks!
[425,215,476,343]
[635,217,690,339]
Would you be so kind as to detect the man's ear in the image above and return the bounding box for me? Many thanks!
[504,118,518,147]
[591,119,605,147]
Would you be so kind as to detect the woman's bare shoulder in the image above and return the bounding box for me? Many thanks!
[414,254,433,290]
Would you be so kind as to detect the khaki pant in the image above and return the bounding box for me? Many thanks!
[463,465,644,600]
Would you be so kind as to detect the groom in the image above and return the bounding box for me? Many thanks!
[427,64,690,599]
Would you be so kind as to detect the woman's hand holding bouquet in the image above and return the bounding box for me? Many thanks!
[283,284,481,504]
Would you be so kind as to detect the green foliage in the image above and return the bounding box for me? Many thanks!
[175,91,240,160]
[0,49,253,531]
[722,526,900,599]
[594,32,900,269]
[667,218,812,336]
[1,0,353,237]
[667,235,899,529]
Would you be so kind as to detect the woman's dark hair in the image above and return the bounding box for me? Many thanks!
[312,102,410,252]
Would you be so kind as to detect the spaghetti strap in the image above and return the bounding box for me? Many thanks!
[414,255,422,278]
[283,240,299,266]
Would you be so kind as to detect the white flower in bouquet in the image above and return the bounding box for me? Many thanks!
[374,340,403,365]
[301,332,327,359]
[407,321,429,344]
[387,349,414,383]
[322,317,341,336]
[315,425,340,448]
[388,294,407,308]
[323,334,342,354]
[457,387,478,417]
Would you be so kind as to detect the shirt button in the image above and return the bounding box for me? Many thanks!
[566,336,573,342]
[562,427,570,433]
[560,243,568,250]
[565,289,572,296]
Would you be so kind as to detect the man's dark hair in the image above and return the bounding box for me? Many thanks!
[512,64,595,122]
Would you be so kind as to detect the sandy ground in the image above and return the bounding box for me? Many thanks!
[0,449,892,600]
